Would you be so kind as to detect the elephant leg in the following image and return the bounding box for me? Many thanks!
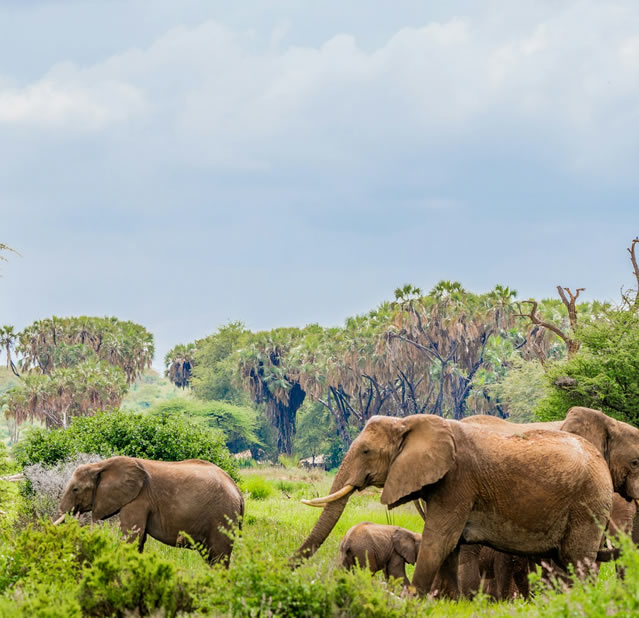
[558,518,601,579]
[119,502,149,552]
[457,545,483,598]
[493,551,520,600]
[206,525,235,567]
[411,496,471,596]
[386,552,410,586]
[511,558,533,599]
[434,545,460,599]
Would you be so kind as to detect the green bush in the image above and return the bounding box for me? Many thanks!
[13,409,238,481]
[0,520,196,617]
[242,475,274,500]
[150,397,261,452]
[535,308,639,424]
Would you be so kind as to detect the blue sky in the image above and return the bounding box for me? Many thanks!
[1,1,639,369]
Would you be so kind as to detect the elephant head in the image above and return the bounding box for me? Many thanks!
[392,527,422,566]
[55,456,148,523]
[294,414,455,561]
[561,407,639,500]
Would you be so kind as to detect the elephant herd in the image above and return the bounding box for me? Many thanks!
[54,406,639,600]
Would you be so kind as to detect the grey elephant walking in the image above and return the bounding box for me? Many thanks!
[55,456,244,565]
[339,522,421,585]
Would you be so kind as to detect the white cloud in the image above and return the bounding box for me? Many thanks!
[0,73,144,131]
[1,2,638,176]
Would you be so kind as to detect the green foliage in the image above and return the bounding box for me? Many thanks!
[190,321,251,403]
[2,360,128,429]
[13,409,238,481]
[120,369,182,411]
[536,309,639,423]
[486,357,548,422]
[17,316,154,384]
[0,521,196,617]
[277,453,298,468]
[325,439,348,470]
[294,402,331,459]
[150,397,260,452]
[242,475,274,500]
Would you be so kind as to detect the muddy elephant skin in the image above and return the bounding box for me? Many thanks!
[57,455,244,565]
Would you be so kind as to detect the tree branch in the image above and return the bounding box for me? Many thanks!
[628,238,639,307]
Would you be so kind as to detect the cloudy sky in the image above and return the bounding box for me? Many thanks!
[1,1,639,369]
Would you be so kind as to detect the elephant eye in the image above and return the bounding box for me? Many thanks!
[632,459,639,468]
[362,447,370,455]
[72,487,79,493]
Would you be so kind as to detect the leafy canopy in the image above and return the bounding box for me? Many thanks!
[536,308,639,424]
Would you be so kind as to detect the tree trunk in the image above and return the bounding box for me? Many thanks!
[272,383,305,455]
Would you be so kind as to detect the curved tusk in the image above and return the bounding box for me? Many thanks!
[301,484,355,507]
[74,512,81,520]
[52,513,66,525]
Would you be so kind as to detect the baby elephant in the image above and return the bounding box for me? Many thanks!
[339,522,421,585]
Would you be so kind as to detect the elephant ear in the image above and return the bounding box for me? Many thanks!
[393,528,421,565]
[92,457,147,521]
[381,415,456,509]
[561,407,610,462]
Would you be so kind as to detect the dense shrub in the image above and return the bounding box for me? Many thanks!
[242,475,274,500]
[536,309,639,424]
[22,454,103,520]
[13,409,238,481]
[0,520,196,617]
[150,397,261,452]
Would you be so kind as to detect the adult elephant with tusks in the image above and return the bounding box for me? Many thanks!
[292,414,614,596]
[54,455,244,566]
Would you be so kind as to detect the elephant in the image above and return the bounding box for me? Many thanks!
[458,407,639,598]
[293,414,614,596]
[459,493,638,600]
[55,456,244,565]
[338,522,422,585]
[463,407,639,501]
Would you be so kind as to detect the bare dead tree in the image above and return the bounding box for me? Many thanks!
[627,237,639,308]
[516,285,584,361]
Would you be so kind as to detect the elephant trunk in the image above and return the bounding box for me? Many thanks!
[292,452,355,565]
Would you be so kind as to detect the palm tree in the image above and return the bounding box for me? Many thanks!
[165,343,196,388]
[0,325,16,369]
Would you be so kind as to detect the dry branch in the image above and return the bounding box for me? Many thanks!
[628,237,639,307]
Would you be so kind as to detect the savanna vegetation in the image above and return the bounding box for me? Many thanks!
[2,238,639,615]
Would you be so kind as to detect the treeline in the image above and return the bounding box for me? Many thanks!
[166,265,637,458]
[3,239,639,465]
[1,317,154,440]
